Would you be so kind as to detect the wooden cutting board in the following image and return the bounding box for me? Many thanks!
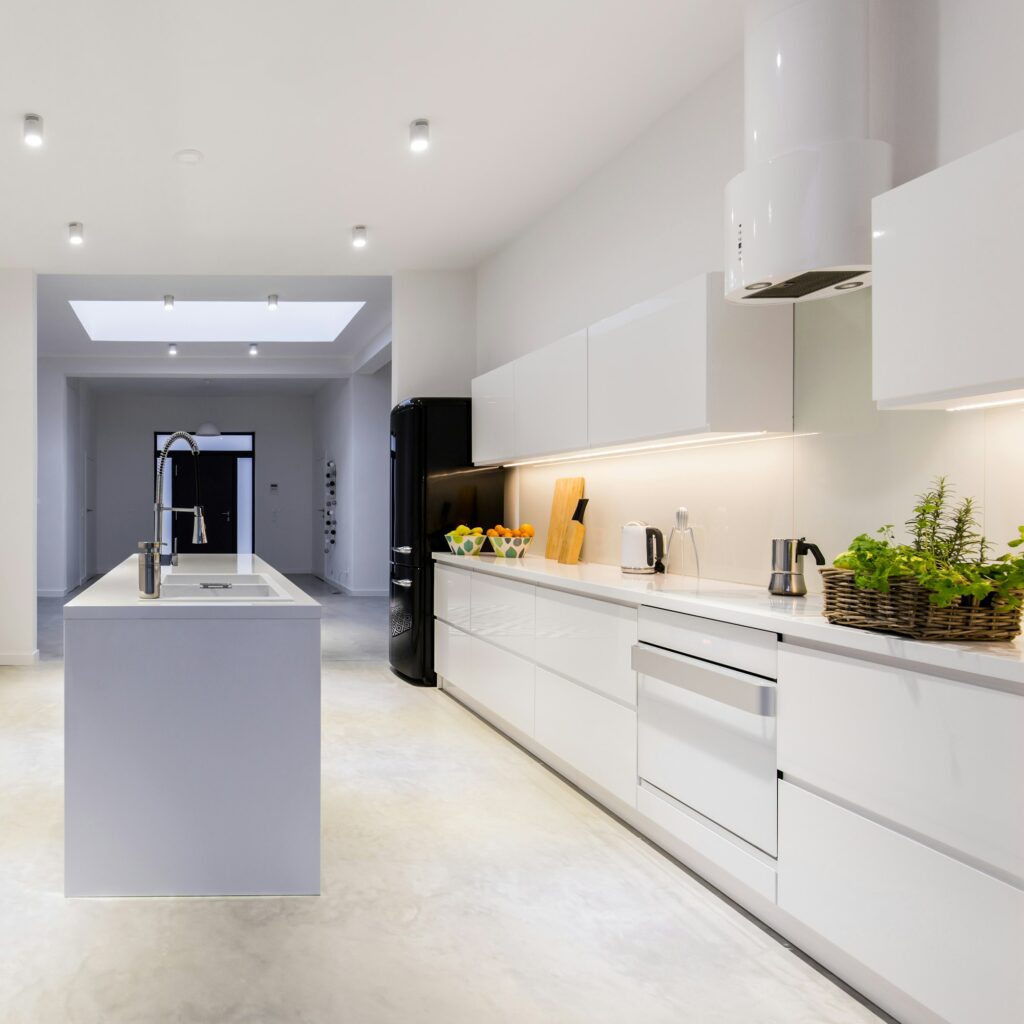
[545,477,586,560]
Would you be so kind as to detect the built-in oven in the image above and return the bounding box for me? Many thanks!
[633,607,779,857]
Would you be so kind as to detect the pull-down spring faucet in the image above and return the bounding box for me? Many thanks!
[138,431,208,598]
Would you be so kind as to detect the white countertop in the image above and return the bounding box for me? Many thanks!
[65,554,321,620]
[434,553,1024,687]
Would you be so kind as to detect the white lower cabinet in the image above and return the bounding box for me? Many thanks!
[470,574,536,658]
[779,644,1024,879]
[455,636,535,738]
[534,667,637,807]
[534,589,638,705]
[778,782,1024,1024]
[434,620,472,690]
[434,565,471,631]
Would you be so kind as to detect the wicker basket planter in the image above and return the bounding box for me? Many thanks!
[820,568,1023,642]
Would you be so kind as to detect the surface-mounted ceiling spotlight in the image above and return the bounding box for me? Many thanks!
[351,225,367,249]
[168,343,178,357]
[68,222,84,245]
[249,343,259,356]
[409,118,430,153]
[164,294,174,311]
[23,114,43,147]
[834,280,864,290]
[267,294,278,311]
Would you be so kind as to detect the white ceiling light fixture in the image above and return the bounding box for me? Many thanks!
[248,343,259,356]
[267,293,278,311]
[409,118,430,153]
[174,148,204,165]
[195,422,221,436]
[68,222,84,246]
[167,343,178,356]
[23,114,43,147]
[351,225,367,249]
[164,294,174,311]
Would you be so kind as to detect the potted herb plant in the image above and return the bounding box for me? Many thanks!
[822,478,1024,641]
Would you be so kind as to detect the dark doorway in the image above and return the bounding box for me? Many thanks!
[171,451,238,554]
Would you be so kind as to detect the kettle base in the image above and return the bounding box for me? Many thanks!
[622,566,657,575]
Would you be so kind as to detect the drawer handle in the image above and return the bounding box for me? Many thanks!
[393,579,413,588]
[631,643,775,717]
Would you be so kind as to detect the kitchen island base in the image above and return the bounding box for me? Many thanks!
[64,556,321,898]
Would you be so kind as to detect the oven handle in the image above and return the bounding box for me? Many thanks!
[631,643,776,717]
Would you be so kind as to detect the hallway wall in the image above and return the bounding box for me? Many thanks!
[92,391,315,574]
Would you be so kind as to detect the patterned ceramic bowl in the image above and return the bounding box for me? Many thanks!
[489,535,533,558]
[445,532,487,556]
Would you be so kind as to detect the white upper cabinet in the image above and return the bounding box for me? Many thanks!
[470,274,792,464]
[587,272,793,447]
[872,129,1024,410]
[512,329,588,458]
[471,363,515,465]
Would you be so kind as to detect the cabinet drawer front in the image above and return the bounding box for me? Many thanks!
[638,606,777,678]
[433,565,471,630]
[534,667,636,807]
[535,590,637,705]
[470,574,535,657]
[778,644,1024,880]
[455,638,534,737]
[434,620,472,689]
[779,783,1024,1024]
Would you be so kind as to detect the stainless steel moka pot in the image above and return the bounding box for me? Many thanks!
[769,537,826,596]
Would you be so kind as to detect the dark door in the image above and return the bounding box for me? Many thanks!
[172,451,238,554]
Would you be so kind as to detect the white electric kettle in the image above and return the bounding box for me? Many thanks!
[621,521,665,574]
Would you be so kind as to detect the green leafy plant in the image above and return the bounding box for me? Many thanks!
[833,478,1024,608]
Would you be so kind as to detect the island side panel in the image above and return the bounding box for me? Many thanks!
[65,615,321,897]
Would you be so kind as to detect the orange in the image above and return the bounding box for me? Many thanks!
[486,528,498,538]
[521,523,535,537]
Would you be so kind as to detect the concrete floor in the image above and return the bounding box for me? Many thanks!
[0,578,885,1023]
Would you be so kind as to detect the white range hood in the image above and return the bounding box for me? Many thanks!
[724,0,892,304]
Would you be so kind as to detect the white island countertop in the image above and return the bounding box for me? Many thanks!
[434,552,1024,688]
[65,554,321,620]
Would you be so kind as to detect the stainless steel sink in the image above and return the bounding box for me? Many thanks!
[159,573,291,601]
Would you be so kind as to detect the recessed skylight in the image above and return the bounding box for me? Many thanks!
[68,300,365,343]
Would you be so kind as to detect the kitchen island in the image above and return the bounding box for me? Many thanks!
[64,554,321,897]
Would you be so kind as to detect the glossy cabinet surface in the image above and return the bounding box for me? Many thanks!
[638,606,777,679]
[778,782,1024,1024]
[872,129,1024,410]
[433,564,471,631]
[434,619,472,690]
[471,363,515,465]
[534,667,637,807]
[513,329,588,458]
[534,589,638,705]
[464,637,535,737]
[587,277,710,445]
[778,644,1024,879]
[470,573,535,658]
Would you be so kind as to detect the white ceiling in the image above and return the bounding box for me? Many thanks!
[1,1,744,276]
[38,274,391,364]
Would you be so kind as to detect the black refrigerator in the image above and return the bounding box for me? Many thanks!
[389,397,505,685]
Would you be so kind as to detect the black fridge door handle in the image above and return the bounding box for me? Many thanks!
[393,546,413,555]
[394,579,413,588]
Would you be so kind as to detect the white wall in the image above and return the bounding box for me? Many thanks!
[476,0,1024,372]
[0,270,38,664]
[92,392,315,574]
[391,270,476,405]
[37,363,68,596]
[477,58,743,373]
[313,365,391,596]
